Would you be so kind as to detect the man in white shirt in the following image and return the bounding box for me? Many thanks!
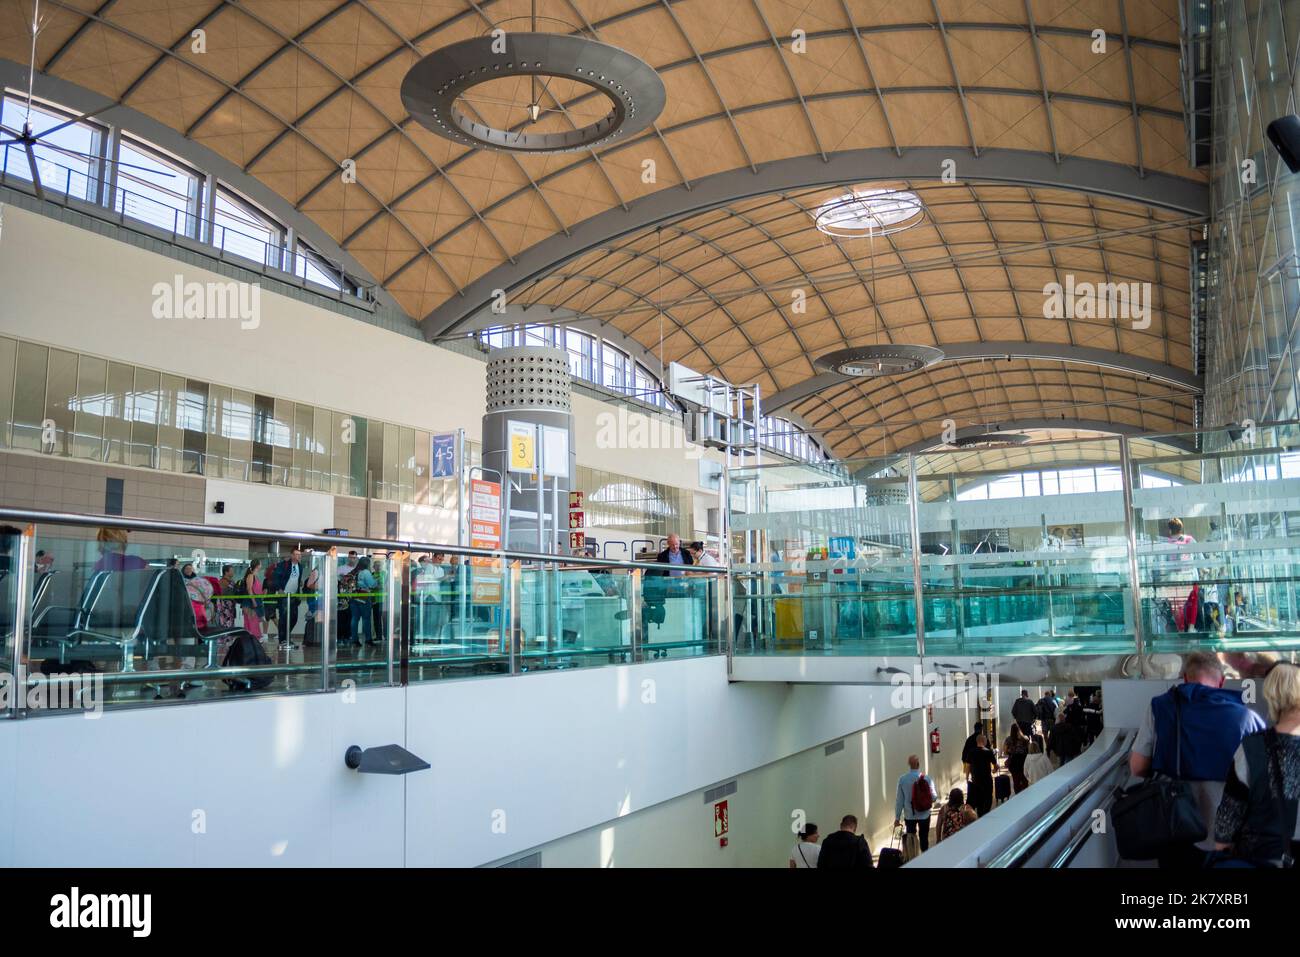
[788,823,820,868]
[688,541,721,567]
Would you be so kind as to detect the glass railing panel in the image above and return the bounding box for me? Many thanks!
[406,557,510,681]
[0,523,22,714]
[333,552,393,687]
[17,529,337,713]
[3,509,727,702]
[911,438,1133,656]
[519,564,633,672]
[1131,422,1300,654]
[729,456,918,656]
[641,568,714,659]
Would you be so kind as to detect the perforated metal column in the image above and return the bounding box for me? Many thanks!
[481,346,576,553]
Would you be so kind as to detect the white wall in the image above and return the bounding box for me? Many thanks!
[204,479,335,533]
[0,656,972,868]
[0,203,717,497]
[491,679,973,867]
[0,687,407,866]
[402,655,974,866]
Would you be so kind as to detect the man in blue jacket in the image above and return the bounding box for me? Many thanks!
[1129,651,1265,868]
[894,754,939,852]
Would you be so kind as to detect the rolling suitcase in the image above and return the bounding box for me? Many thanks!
[995,773,1012,802]
[878,828,905,869]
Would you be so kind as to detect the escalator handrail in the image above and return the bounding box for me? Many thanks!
[985,729,1135,868]
[1050,781,1123,868]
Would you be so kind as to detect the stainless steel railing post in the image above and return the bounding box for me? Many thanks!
[907,454,927,658]
[9,524,35,718]
[629,568,643,663]
[385,551,407,687]
[508,560,522,675]
[1120,436,1145,667]
[719,463,734,671]
[321,547,337,692]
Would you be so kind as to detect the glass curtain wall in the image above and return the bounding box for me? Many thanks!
[729,426,1300,658]
[0,333,426,502]
[1203,0,1300,430]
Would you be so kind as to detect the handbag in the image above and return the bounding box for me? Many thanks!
[1266,731,1297,868]
[1112,691,1206,860]
[1207,730,1296,869]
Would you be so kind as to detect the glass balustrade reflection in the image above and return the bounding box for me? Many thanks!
[18,532,312,711]
[911,439,1133,656]
[1131,423,1300,656]
[729,457,918,656]
[406,555,511,680]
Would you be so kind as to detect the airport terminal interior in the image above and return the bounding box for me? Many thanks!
[0,0,1298,875]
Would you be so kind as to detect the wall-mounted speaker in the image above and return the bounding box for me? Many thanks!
[1266,115,1300,174]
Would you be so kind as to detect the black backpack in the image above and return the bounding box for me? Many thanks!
[221,633,275,691]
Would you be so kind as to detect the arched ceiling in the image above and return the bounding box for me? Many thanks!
[0,0,1207,458]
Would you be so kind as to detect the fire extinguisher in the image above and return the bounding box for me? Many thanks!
[930,726,941,754]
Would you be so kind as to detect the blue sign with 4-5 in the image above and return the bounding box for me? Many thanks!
[431,433,456,478]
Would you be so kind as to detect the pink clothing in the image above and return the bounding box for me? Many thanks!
[242,576,265,639]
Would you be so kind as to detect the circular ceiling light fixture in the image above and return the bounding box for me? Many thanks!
[814,188,924,239]
[948,432,1031,448]
[815,344,945,378]
[401,29,665,154]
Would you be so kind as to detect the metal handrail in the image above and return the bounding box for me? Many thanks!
[0,507,726,575]
[985,729,1134,868]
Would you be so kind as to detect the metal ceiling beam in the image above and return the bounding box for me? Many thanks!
[931,0,979,157]
[385,84,1186,288]
[420,147,1206,339]
[765,341,1203,412]
[896,419,1196,454]
[40,0,120,72]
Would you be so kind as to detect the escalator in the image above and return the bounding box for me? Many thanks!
[910,728,1137,868]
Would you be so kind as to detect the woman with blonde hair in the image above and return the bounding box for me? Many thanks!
[92,526,148,572]
[1212,661,1300,867]
[1024,735,1053,786]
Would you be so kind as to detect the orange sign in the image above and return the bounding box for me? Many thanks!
[468,478,504,603]
[469,478,501,560]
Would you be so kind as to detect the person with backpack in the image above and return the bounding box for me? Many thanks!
[894,754,938,852]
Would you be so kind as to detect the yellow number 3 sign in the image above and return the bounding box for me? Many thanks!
[508,422,535,472]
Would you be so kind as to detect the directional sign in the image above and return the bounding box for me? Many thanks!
[431,433,456,478]
[508,421,535,473]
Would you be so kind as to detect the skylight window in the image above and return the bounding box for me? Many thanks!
[814,187,924,239]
